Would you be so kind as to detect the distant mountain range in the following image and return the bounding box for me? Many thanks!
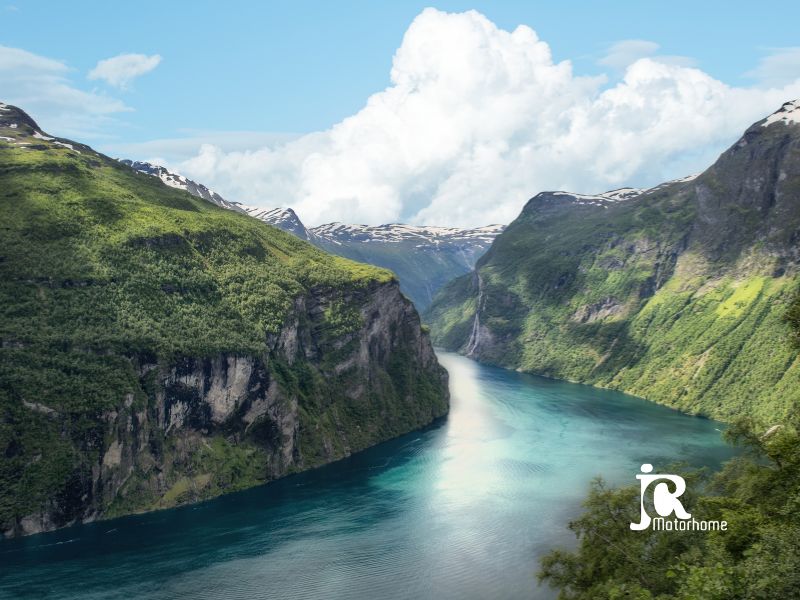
[427,99,800,423]
[121,160,504,310]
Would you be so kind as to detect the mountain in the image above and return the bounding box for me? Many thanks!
[242,206,314,240]
[119,162,504,310]
[0,102,448,537]
[428,100,800,423]
[119,159,247,213]
[212,209,504,311]
[308,222,504,311]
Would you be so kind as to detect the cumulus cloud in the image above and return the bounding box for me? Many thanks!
[746,47,800,87]
[152,9,800,226]
[88,53,161,89]
[0,45,130,138]
[101,131,302,167]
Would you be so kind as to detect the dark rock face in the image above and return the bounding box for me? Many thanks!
[692,111,800,263]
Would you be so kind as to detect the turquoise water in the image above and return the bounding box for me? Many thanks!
[0,352,733,600]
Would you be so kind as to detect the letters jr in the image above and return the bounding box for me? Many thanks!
[630,463,691,530]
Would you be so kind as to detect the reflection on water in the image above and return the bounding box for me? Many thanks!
[0,353,733,599]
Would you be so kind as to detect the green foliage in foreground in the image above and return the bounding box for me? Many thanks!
[787,291,800,348]
[539,291,800,598]
[539,418,800,599]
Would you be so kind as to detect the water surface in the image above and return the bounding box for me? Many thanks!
[0,353,733,599]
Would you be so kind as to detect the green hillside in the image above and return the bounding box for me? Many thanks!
[0,104,448,536]
[428,101,800,423]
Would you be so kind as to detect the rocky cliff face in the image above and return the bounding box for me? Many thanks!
[428,101,800,422]
[6,280,446,538]
[0,103,448,538]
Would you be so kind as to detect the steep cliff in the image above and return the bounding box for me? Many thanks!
[0,103,448,537]
[428,101,800,422]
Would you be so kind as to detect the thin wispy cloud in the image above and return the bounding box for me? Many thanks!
[599,40,660,69]
[598,39,695,70]
[0,44,130,138]
[746,47,800,87]
[88,53,162,89]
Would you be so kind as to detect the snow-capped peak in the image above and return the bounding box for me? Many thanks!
[542,177,700,209]
[238,206,311,239]
[307,221,504,246]
[547,187,646,208]
[762,99,800,128]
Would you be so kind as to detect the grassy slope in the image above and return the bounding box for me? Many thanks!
[0,120,403,523]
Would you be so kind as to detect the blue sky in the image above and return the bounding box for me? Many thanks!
[4,1,799,141]
[3,2,800,225]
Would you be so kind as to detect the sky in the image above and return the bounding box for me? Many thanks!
[3,1,800,226]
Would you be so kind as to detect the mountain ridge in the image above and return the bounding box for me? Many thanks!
[427,99,800,422]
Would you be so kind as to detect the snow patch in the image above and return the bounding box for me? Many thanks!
[762,100,800,127]
[53,140,80,153]
[600,187,645,201]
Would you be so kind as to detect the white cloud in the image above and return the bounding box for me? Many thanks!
[88,53,161,89]
[746,47,800,87]
[0,45,130,138]
[127,10,800,226]
[100,131,301,166]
